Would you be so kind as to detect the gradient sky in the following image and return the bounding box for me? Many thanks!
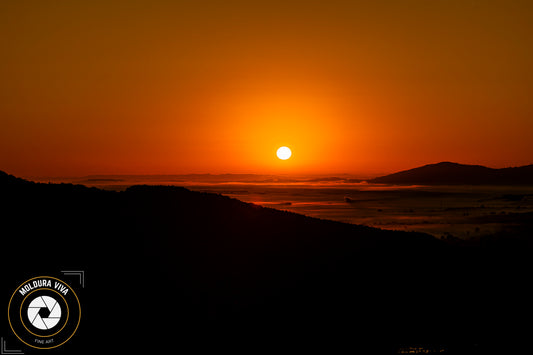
[1,0,533,177]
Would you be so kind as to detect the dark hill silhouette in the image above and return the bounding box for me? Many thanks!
[369,161,533,185]
[1,170,531,354]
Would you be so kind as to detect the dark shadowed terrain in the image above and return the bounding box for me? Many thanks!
[369,162,533,185]
[1,170,532,354]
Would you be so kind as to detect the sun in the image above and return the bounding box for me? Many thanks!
[276,146,292,160]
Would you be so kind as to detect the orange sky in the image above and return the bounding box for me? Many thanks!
[1,0,533,177]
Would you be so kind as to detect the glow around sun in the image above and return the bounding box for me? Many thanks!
[276,146,292,160]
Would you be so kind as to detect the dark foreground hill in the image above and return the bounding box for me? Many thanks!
[369,161,533,185]
[1,171,531,354]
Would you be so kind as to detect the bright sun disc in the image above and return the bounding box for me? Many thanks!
[276,146,292,160]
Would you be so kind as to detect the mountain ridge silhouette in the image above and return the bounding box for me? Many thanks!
[1,170,531,353]
[369,161,533,185]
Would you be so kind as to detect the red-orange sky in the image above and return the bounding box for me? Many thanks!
[1,0,533,177]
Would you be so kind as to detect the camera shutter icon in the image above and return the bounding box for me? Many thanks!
[27,296,62,330]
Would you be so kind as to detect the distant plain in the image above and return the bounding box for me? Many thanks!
[36,174,533,240]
